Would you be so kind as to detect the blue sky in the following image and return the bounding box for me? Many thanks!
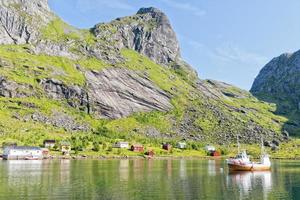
[48,0,300,90]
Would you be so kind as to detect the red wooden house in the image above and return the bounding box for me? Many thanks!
[145,150,155,157]
[131,144,144,152]
[162,143,172,151]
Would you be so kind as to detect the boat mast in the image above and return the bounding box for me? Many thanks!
[261,137,265,155]
[237,135,240,154]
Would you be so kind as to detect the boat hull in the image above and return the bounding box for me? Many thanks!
[228,163,271,171]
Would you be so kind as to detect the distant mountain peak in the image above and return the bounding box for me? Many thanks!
[137,7,163,15]
[0,0,50,12]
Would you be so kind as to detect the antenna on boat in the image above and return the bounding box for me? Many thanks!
[237,135,240,154]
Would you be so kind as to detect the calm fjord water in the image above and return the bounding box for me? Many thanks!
[0,159,299,200]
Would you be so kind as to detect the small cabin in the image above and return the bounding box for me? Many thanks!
[177,142,187,149]
[163,143,172,151]
[60,141,71,155]
[205,145,216,152]
[41,148,50,158]
[145,150,155,157]
[43,140,56,148]
[204,145,220,156]
[131,144,144,152]
[113,141,129,149]
[3,146,43,160]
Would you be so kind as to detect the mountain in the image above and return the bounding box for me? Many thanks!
[0,0,288,147]
[251,50,300,135]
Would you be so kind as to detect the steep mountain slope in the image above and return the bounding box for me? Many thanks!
[251,50,300,135]
[0,0,288,147]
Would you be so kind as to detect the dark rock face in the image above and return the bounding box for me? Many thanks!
[0,76,35,97]
[40,78,90,113]
[29,111,90,132]
[92,7,180,66]
[251,50,300,134]
[0,0,53,44]
[85,68,172,119]
[251,52,300,109]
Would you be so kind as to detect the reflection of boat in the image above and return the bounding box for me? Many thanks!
[227,170,272,198]
[227,137,271,171]
[24,156,40,160]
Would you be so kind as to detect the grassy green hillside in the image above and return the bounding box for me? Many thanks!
[0,9,294,158]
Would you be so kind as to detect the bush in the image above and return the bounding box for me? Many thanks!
[93,141,100,152]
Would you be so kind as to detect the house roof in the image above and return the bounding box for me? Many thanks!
[60,141,71,146]
[177,142,186,144]
[116,141,129,144]
[131,144,143,148]
[44,140,56,143]
[6,146,41,150]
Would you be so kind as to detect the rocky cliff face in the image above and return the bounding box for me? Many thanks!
[251,50,300,134]
[86,68,172,119]
[0,0,288,145]
[92,7,180,66]
[0,0,53,44]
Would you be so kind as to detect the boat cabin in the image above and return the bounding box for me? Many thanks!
[3,146,43,160]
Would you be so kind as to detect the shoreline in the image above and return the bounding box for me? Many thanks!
[2,155,298,161]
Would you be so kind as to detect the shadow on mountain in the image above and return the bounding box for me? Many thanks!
[250,93,300,138]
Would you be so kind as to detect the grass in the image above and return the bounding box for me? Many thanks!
[41,18,82,42]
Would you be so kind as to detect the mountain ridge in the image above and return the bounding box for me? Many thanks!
[251,49,300,135]
[0,0,288,148]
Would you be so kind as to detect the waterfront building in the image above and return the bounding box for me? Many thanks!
[3,146,43,160]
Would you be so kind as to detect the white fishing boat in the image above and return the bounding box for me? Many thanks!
[227,136,271,171]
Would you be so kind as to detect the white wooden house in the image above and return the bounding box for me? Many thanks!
[205,145,216,152]
[177,142,187,149]
[113,142,129,149]
[3,146,43,160]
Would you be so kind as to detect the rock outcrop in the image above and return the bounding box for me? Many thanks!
[85,68,172,119]
[251,50,300,134]
[92,7,180,66]
[0,0,53,44]
[0,76,35,97]
[40,78,90,113]
[251,51,300,110]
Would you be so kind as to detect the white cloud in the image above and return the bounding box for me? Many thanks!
[212,43,268,65]
[160,0,206,16]
[187,40,204,50]
[76,0,134,12]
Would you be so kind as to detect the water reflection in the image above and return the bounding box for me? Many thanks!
[179,159,187,179]
[7,160,43,187]
[0,159,298,199]
[227,171,272,199]
[119,159,129,181]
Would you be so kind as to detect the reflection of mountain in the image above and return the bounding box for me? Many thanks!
[227,171,272,199]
